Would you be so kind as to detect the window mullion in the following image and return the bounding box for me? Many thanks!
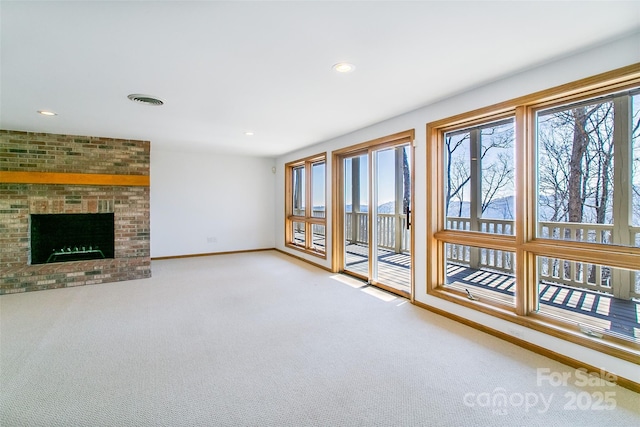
[305,161,312,250]
[469,129,482,269]
[515,106,537,316]
[305,161,312,220]
[611,94,633,299]
[427,65,640,362]
[286,154,326,258]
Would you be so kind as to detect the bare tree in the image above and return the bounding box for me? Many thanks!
[538,126,571,223]
[567,107,592,223]
[482,153,513,213]
[445,123,514,223]
[402,148,410,212]
[538,102,614,226]
[588,104,614,225]
[480,126,514,218]
[445,132,471,217]
[538,101,615,280]
[633,104,640,233]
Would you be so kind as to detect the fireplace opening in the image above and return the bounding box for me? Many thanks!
[30,213,115,265]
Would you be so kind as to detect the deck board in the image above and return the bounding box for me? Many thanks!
[342,242,639,341]
[345,243,410,292]
[447,262,640,341]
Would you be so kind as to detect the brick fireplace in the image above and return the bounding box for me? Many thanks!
[0,130,151,294]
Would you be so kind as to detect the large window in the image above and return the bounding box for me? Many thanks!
[634,92,640,240]
[445,118,516,234]
[442,118,516,306]
[285,154,326,257]
[536,95,638,248]
[427,65,640,362]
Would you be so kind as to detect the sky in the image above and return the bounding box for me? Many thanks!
[340,147,409,209]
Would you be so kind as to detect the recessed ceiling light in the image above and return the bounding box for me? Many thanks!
[245,131,255,136]
[37,110,57,116]
[127,94,164,106]
[332,62,355,73]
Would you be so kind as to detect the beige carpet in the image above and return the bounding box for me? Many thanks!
[1,250,639,426]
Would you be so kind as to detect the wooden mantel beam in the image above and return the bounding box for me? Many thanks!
[0,171,150,187]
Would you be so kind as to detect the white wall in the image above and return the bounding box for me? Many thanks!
[275,33,640,381]
[151,148,275,258]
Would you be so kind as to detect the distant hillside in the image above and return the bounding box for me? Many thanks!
[447,196,515,219]
[447,194,640,224]
[346,201,396,214]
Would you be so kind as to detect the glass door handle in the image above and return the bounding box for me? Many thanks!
[405,205,411,229]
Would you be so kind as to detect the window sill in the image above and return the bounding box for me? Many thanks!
[428,286,640,365]
[284,243,327,260]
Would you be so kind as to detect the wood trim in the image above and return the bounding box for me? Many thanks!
[425,122,441,293]
[331,148,345,273]
[427,63,640,130]
[527,78,640,114]
[435,110,516,135]
[412,299,640,393]
[284,152,327,259]
[432,232,640,270]
[437,282,518,313]
[0,171,149,187]
[332,129,415,156]
[369,279,411,299]
[284,243,327,259]
[287,215,326,225]
[367,144,374,281]
[515,105,528,316]
[274,248,333,272]
[520,105,539,316]
[525,310,640,352]
[284,166,293,247]
[434,230,517,251]
[151,248,273,260]
[341,270,369,283]
[522,239,640,271]
[285,152,326,167]
[305,158,313,220]
[304,157,322,256]
[427,287,640,363]
[409,140,416,303]
[425,63,640,362]
[332,130,416,295]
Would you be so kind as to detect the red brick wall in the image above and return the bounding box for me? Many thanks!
[0,130,151,293]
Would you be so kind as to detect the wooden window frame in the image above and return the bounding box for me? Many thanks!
[426,63,640,364]
[285,153,327,258]
[331,130,416,277]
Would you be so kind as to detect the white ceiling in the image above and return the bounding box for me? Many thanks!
[2,1,639,157]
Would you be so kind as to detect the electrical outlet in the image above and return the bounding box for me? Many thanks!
[207,236,217,244]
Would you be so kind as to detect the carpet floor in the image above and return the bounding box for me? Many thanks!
[1,250,639,426]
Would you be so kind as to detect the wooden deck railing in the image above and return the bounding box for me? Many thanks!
[345,212,410,253]
[295,210,638,299]
[445,216,640,300]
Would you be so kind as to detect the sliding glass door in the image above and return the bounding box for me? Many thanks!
[338,137,413,297]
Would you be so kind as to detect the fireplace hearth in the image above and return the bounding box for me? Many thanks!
[1,130,150,294]
[30,213,115,265]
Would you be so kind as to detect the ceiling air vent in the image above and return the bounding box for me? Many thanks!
[127,94,164,106]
